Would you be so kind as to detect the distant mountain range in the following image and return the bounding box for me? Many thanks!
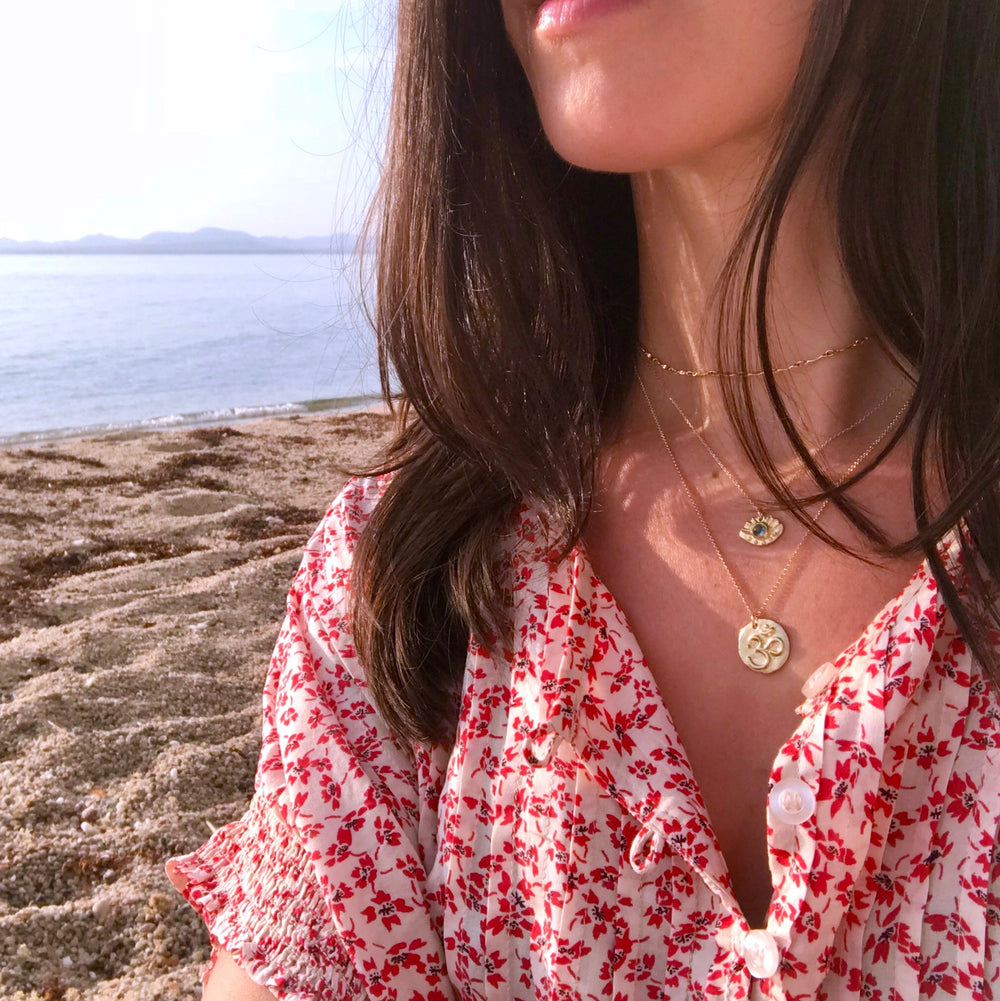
[0,227,357,254]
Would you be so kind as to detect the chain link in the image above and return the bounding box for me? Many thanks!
[638,376,908,623]
[659,382,901,517]
[639,335,870,378]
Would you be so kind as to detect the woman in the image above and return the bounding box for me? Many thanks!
[168,1,1000,998]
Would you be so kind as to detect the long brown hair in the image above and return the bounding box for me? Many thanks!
[352,0,1000,744]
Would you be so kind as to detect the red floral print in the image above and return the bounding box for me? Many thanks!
[168,476,1000,1000]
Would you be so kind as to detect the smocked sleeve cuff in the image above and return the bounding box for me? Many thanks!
[167,792,369,1001]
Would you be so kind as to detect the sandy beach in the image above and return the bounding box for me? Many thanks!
[0,410,393,1000]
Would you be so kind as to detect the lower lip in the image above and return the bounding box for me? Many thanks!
[534,0,642,36]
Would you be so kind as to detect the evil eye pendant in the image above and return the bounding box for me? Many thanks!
[739,513,784,546]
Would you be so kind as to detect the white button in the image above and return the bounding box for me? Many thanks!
[801,660,838,699]
[768,778,816,825]
[739,928,780,979]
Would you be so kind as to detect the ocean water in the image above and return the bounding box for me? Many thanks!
[0,253,383,445]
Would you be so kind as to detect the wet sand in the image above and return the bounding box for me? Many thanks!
[0,411,393,1000]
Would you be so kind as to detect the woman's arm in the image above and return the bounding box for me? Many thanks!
[201,949,279,1001]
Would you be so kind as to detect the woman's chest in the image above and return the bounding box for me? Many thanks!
[430,705,733,1000]
[421,547,1000,1000]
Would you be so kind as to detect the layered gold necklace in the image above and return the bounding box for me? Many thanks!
[660,383,901,547]
[638,376,907,675]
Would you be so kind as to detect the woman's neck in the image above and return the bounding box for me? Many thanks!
[628,144,903,448]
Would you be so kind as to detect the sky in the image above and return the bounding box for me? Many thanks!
[0,0,393,241]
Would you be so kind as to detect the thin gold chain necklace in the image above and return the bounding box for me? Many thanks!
[639,335,870,378]
[638,375,908,675]
[658,382,901,547]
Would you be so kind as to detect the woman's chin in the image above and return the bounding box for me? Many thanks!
[539,124,689,175]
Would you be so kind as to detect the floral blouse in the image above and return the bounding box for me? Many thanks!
[167,475,1000,1001]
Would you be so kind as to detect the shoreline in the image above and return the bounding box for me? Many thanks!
[0,395,389,450]
[0,410,394,999]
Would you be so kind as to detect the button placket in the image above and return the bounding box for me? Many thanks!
[760,702,826,996]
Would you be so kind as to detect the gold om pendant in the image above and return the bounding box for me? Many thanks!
[738,618,790,674]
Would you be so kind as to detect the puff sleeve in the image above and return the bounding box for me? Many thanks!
[166,476,454,1001]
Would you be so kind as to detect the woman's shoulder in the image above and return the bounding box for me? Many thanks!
[310,471,561,580]
[285,473,392,602]
[309,473,392,557]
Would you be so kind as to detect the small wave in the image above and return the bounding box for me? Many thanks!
[0,395,381,448]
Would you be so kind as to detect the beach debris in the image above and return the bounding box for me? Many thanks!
[145,892,173,918]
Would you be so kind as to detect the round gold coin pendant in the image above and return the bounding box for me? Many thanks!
[738,618,790,674]
[739,513,784,546]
